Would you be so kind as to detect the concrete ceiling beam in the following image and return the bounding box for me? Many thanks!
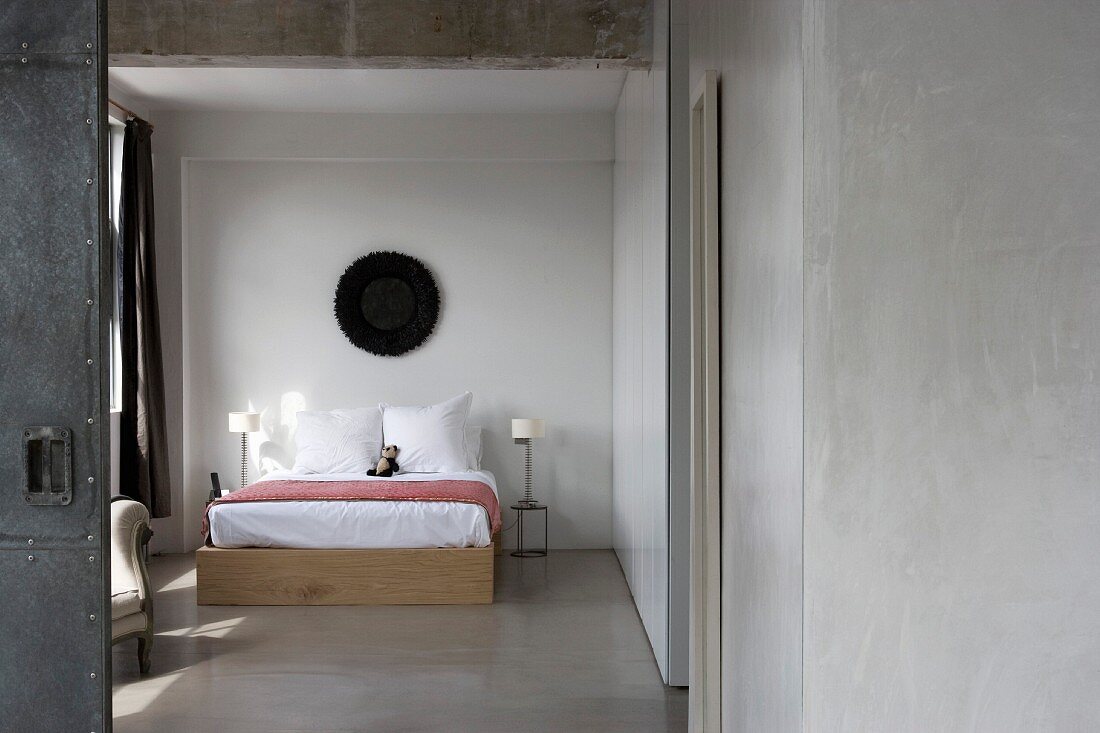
[108,0,652,69]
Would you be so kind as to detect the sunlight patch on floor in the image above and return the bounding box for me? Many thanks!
[155,563,196,592]
[112,670,184,717]
[159,617,246,639]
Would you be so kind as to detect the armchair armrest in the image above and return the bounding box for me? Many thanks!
[110,498,153,608]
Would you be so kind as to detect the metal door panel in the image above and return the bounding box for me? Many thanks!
[0,550,105,730]
[0,55,102,543]
[0,56,98,241]
[0,1,109,730]
[0,0,99,54]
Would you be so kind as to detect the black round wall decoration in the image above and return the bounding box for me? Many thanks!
[333,251,440,356]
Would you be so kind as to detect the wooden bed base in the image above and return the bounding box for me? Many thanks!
[196,530,501,606]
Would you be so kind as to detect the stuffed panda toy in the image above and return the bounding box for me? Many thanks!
[367,444,400,477]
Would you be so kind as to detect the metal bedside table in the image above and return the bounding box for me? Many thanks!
[510,502,548,558]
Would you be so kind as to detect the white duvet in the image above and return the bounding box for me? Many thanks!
[207,470,498,550]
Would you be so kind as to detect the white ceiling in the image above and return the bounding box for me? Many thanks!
[108,68,628,115]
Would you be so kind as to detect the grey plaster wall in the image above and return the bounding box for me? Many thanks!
[687,0,805,729]
[804,1,1100,729]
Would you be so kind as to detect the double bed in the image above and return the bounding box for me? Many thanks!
[197,468,501,606]
[197,392,502,606]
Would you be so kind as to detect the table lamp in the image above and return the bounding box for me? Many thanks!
[228,411,261,489]
[511,418,545,506]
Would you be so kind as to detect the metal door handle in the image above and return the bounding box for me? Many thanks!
[22,426,73,506]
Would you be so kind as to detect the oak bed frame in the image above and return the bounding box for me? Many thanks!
[196,531,501,606]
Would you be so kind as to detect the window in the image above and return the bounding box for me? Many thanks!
[108,119,125,412]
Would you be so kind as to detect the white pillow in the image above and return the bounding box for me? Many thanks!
[465,426,483,470]
[292,408,383,474]
[380,392,472,473]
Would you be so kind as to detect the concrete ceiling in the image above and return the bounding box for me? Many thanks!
[108,68,628,115]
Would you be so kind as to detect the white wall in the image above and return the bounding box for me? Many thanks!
[804,1,1100,729]
[666,0,692,689]
[148,111,615,553]
[613,60,671,679]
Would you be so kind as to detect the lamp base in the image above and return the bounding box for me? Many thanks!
[520,438,536,505]
[239,432,250,490]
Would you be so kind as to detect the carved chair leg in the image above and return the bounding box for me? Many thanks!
[138,632,152,674]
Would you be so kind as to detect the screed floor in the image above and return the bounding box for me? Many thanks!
[113,550,687,732]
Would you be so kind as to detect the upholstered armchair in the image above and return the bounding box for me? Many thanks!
[111,497,154,673]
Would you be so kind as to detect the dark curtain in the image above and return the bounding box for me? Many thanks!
[119,119,171,518]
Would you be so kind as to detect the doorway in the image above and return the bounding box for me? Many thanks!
[689,69,721,733]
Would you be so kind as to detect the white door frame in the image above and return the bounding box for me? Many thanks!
[689,68,721,733]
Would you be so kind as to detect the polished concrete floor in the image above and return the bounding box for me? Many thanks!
[113,550,687,732]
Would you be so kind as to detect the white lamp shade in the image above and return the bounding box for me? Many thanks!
[511,418,545,439]
[228,411,261,433]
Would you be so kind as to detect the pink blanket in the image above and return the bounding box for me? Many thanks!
[203,479,501,536]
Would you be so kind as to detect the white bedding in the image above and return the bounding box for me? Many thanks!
[207,470,498,550]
